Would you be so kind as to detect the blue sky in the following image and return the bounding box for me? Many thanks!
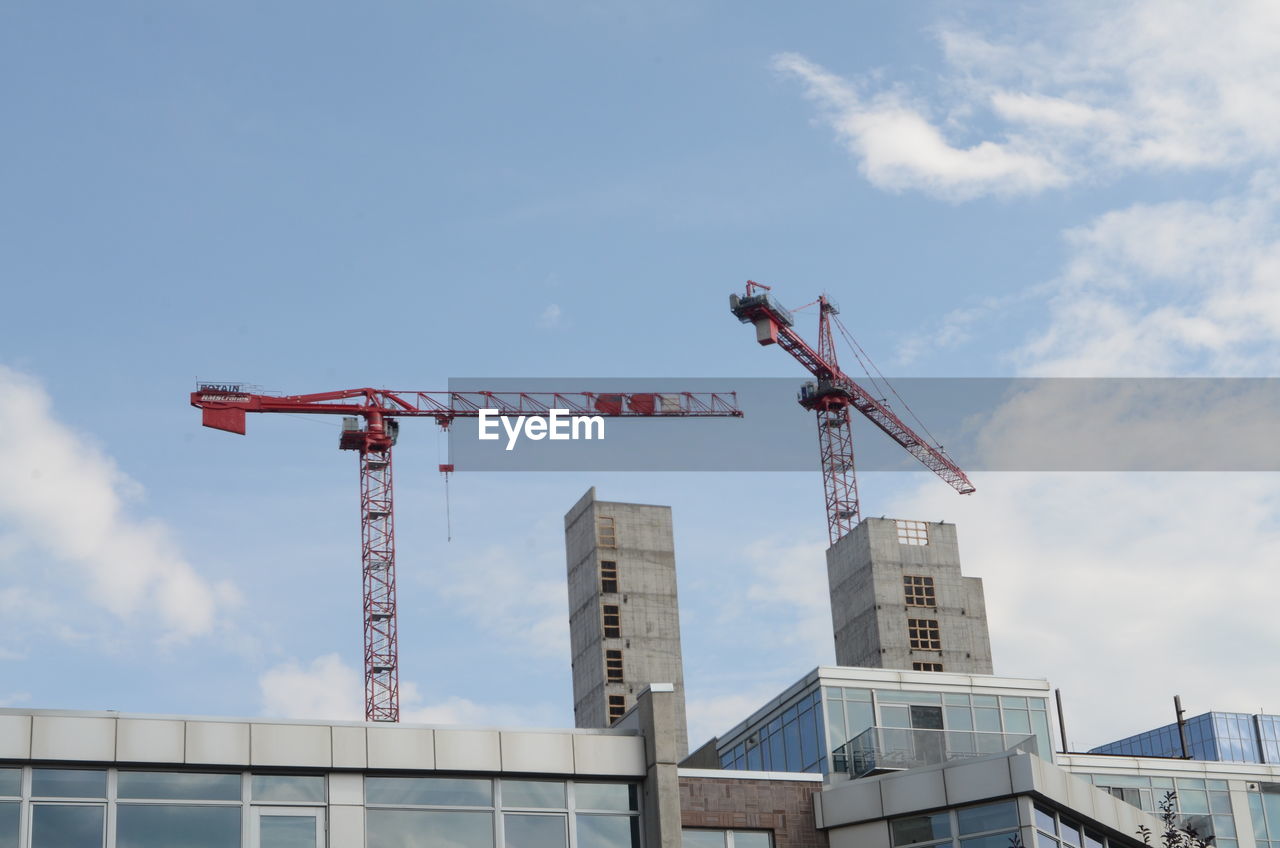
[3,1,1280,751]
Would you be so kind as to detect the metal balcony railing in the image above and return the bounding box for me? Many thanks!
[832,727,1039,778]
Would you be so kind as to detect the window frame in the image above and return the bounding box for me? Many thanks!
[904,575,937,607]
[605,649,624,683]
[600,560,618,594]
[896,520,929,546]
[596,516,617,549]
[602,604,621,639]
[908,618,943,651]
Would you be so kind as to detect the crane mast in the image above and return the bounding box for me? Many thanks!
[730,281,974,544]
[191,385,742,722]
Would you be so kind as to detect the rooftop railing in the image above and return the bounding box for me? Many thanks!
[833,727,1039,778]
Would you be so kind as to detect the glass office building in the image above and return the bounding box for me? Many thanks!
[1090,712,1280,765]
[713,667,1054,775]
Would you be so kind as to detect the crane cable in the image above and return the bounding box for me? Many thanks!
[436,427,452,542]
[831,313,949,454]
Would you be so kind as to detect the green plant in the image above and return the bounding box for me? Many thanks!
[1138,792,1213,848]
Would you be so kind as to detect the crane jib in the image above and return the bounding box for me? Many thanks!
[730,281,975,541]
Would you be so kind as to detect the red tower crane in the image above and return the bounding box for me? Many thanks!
[729,281,974,545]
[190,385,742,722]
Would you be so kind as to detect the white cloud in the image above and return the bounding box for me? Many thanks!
[773,53,1066,200]
[884,471,1280,749]
[0,692,30,708]
[776,1,1280,198]
[742,537,832,659]
[686,688,790,750]
[873,153,1280,750]
[259,654,560,727]
[1019,184,1280,377]
[538,304,563,329]
[260,654,363,720]
[0,366,239,639]
[434,544,569,659]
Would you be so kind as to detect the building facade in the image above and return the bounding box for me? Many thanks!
[0,685,692,848]
[1090,712,1280,765]
[565,488,690,758]
[713,667,1054,778]
[826,519,993,675]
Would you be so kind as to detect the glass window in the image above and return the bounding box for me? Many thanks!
[1214,815,1238,838]
[1003,710,1032,735]
[1099,775,1152,789]
[260,816,316,848]
[252,775,325,803]
[1000,697,1028,709]
[974,709,1001,733]
[827,699,848,748]
[116,804,241,848]
[1031,712,1053,757]
[1251,793,1270,841]
[577,815,639,848]
[1035,805,1058,834]
[575,783,636,812]
[682,832,726,848]
[0,802,17,848]
[961,833,1019,848]
[878,691,943,704]
[843,688,871,701]
[768,732,785,773]
[946,707,974,731]
[504,813,567,848]
[957,802,1017,835]
[1180,790,1210,815]
[366,776,492,806]
[783,720,801,771]
[118,771,241,801]
[1060,820,1082,847]
[0,770,17,798]
[367,810,493,848]
[1084,830,1105,848]
[31,769,107,798]
[798,708,818,768]
[847,702,874,738]
[892,812,952,845]
[733,832,773,848]
[503,781,565,809]
[945,694,971,706]
[31,804,105,848]
[971,696,998,708]
[882,705,912,728]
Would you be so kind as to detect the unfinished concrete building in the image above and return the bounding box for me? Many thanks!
[827,517,993,674]
[565,488,689,758]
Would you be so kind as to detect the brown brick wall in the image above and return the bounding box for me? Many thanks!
[680,775,827,848]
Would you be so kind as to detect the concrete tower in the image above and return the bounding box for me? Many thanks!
[827,517,993,674]
[564,487,689,758]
